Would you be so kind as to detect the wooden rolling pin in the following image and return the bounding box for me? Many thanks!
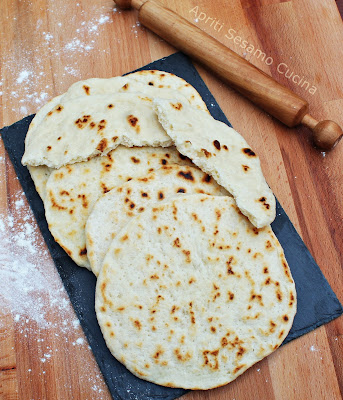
[114,0,342,150]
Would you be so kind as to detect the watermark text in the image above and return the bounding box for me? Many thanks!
[190,6,317,95]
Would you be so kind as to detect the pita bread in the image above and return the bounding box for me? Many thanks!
[25,71,208,197]
[22,93,175,168]
[153,98,276,228]
[86,164,229,276]
[44,146,193,270]
[26,72,207,150]
[96,194,296,389]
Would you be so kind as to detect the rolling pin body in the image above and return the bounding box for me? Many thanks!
[139,1,307,127]
[115,0,342,149]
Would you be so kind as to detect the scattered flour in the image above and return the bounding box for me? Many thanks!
[0,191,72,328]
[74,337,85,345]
[16,70,31,84]
[0,187,108,397]
[131,21,142,38]
[0,6,136,393]
[20,106,28,114]
[43,32,54,42]
[65,38,87,51]
[98,15,110,24]
[64,66,80,77]
[2,4,120,118]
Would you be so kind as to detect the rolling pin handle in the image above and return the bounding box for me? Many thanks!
[301,114,343,150]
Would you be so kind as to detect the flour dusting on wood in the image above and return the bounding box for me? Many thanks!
[0,190,71,329]
[0,3,125,121]
[0,176,107,396]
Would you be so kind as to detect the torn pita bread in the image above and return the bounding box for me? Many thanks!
[26,72,207,151]
[153,98,275,228]
[22,93,175,168]
[25,71,208,195]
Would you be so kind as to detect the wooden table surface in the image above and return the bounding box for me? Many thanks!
[1,0,343,399]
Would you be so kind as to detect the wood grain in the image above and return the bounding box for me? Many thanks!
[0,0,342,399]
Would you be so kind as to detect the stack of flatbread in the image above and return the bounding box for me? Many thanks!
[22,70,296,390]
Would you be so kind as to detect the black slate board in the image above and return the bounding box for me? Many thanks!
[1,52,342,400]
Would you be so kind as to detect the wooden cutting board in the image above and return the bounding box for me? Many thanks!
[0,0,342,399]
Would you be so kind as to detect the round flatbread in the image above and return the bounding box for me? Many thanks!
[86,164,229,276]
[44,146,193,270]
[153,98,276,228]
[96,195,296,390]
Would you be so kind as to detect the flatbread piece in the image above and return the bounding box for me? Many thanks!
[153,98,276,228]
